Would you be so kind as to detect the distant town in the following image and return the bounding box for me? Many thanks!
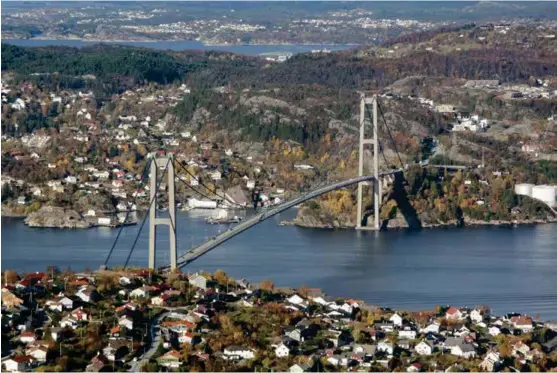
[2,268,557,372]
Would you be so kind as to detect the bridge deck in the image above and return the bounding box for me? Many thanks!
[160,170,402,270]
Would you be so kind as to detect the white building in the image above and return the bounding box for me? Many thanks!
[275,343,290,358]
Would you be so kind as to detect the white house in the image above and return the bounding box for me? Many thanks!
[223,346,255,360]
[210,171,222,181]
[480,351,500,372]
[377,341,394,355]
[275,343,290,358]
[390,313,403,327]
[118,316,134,330]
[64,175,77,184]
[445,306,463,320]
[286,294,305,306]
[130,287,149,298]
[27,346,47,362]
[399,327,417,340]
[421,322,440,334]
[415,340,434,356]
[60,316,79,329]
[488,326,501,336]
[451,344,476,359]
[3,356,34,372]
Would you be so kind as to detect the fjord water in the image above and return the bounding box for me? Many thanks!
[2,210,557,319]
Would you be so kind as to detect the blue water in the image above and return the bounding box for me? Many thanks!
[2,210,557,319]
[1,39,356,56]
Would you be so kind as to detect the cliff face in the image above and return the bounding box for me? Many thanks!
[24,206,92,229]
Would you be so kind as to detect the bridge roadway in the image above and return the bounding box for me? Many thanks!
[160,169,403,270]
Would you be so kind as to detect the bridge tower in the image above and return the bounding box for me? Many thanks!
[148,154,177,270]
[356,94,380,230]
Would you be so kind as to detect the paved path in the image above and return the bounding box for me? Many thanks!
[128,312,168,372]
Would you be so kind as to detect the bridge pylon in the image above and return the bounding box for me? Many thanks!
[148,154,177,270]
[356,94,380,230]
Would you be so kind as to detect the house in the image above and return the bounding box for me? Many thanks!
[71,307,90,321]
[60,316,79,329]
[20,331,37,344]
[224,185,250,207]
[327,355,341,366]
[110,326,121,338]
[188,274,207,290]
[290,362,313,373]
[157,350,182,368]
[287,294,306,306]
[353,343,376,356]
[415,340,434,356]
[377,341,394,355]
[3,356,34,372]
[275,343,290,357]
[511,316,534,332]
[488,326,501,336]
[470,309,484,323]
[118,316,134,330]
[210,171,222,180]
[76,287,96,303]
[480,351,500,371]
[421,322,440,334]
[1,288,24,308]
[399,327,417,339]
[223,346,255,360]
[178,332,198,344]
[130,286,150,298]
[451,343,476,358]
[445,306,463,320]
[390,313,403,327]
[27,346,47,362]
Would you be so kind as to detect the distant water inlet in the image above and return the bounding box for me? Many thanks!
[2,210,557,319]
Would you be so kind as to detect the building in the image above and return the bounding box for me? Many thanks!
[157,350,182,368]
[451,343,477,358]
[415,340,434,356]
[445,306,463,320]
[3,356,34,372]
[188,274,208,290]
[275,343,290,358]
[224,185,250,207]
[223,346,255,360]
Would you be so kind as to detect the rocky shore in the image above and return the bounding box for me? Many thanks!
[282,208,557,230]
[24,206,92,229]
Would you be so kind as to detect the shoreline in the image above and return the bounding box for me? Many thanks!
[1,37,360,47]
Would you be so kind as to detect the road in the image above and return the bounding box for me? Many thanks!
[127,312,168,372]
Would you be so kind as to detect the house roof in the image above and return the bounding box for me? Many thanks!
[446,307,460,315]
[11,355,34,363]
[158,350,182,360]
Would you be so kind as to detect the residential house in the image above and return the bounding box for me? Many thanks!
[470,309,484,323]
[223,346,255,360]
[3,356,34,372]
[415,340,434,356]
[445,306,463,320]
[377,341,394,355]
[85,354,108,372]
[275,343,291,358]
[60,316,79,329]
[451,343,476,359]
[71,307,90,321]
[1,288,24,308]
[19,331,37,344]
[421,322,440,334]
[480,351,501,371]
[118,316,134,330]
[50,327,65,342]
[407,363,422,372]
[390,313,403,327]
[511,316,534,332]
[103,340,129,361]
[399,327,417,339]
[26,346,47,362]
[488,326,501,336]
[157,350,182,369]
[188,274,207,290]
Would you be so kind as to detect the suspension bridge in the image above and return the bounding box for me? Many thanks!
[103,95,424,271]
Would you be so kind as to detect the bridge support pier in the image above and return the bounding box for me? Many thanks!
[356,94,380,230]
[148,155,177,270]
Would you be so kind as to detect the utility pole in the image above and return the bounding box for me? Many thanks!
[356,94,380,230]
[148,154,177,270]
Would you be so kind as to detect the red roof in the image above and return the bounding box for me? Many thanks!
[21,331,36,337]
[110,326,120,334]
[511,316,533,325]
[446,307,460,315]
[12,355,34,363]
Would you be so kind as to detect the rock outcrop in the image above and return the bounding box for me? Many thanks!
[25,206,91,229]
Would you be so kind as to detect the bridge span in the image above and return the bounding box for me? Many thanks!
[160,169,403,270]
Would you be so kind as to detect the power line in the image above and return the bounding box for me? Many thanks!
[377,99,405,169]
[104,160,150,267]
[123,158,171,269]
